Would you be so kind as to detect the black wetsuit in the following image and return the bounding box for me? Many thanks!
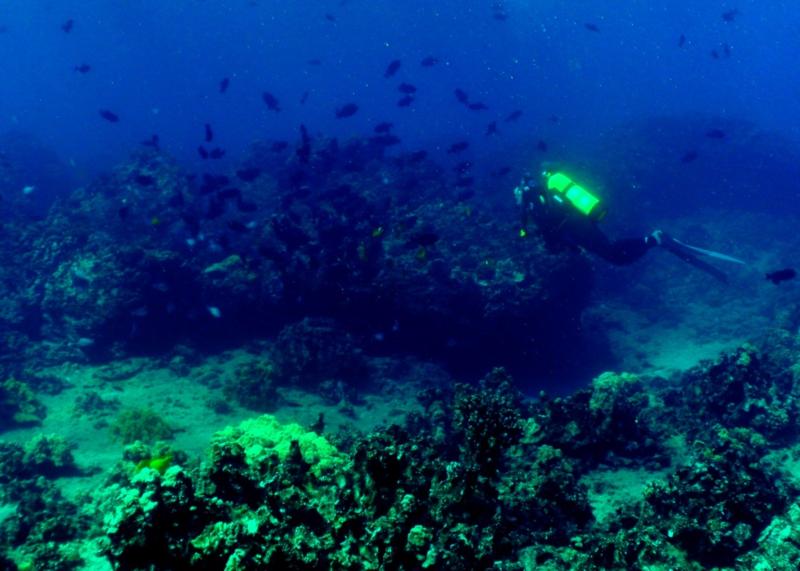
[519,180,655,266]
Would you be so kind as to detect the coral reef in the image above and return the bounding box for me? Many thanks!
[3,135,800,571]
[527,371,669,472]
[96,370,597,569]
[0,435,87,570]
[274,318,370,401]
[110,407,176,444]
[1,144,600,383]
[223,358,281,410]
[673,344,799,444]
[0,378,46,431]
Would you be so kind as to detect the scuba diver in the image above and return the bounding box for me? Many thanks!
[514,169,746,282]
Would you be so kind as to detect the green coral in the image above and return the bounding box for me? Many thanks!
[210,414,345,480]
[134,454,173,475]
[110,408,175,444]
[0,379,46,430]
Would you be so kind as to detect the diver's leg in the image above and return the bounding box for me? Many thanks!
[600,238,653,265]
[576,222,653,265]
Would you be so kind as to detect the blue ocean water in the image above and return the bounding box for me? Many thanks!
[2,2,800,569]
[2,1,799,188]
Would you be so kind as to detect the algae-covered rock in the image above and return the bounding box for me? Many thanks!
[99,466,206,569]
[22,434,77,477]
[0,436,87,569]
[739,503,800,569]
[0,379,46,430]
[223,359,281,411]
[637,427,790,568]
[500,444,593,546]
[110,408,175,444]
[676,345,799,444]
[529,371,667,472]
[209,414,346,480]
[274,317,370,400]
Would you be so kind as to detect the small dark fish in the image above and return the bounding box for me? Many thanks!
[384,59,401,78]
[537,140,548,152]
[420,56,439,67]
[134,174,155,186]
[491,166,511,177]
[218,187,242,201]
[678,34,686,48]
[209,147,226,159]
[202,174,230,193]
[711,50,720,60]
[374,122,393,133]
[219,77,230,93]
[198,146,209,159]
[468,102,488,111]
[335,102,359,118]
[300,91,310,105]
[342,161,363,173]
[118,206,130,220]
[206,198,225,219]
[99,109,119,122]
[236,168,261,182]
[454,161,472,174]
[370,134,401,147]
[307,58,322,66]
[205,123,214,143]
[456,189,475,201]
[407,150,428,163]
[398,83,417,94]
[74,64,91,73]
[182,214,200,234]
[722,9,739,23]
[325,13,336,22]
[447,141,469,154]
[455,177,474,188]
[167,192,184,208]
[297,124,311,164]
[454,89,469,104]
[766,268,796,285]
[320,184,353,202]
[141,134,160,149]
[61,19,74,33]
[680,150,698,163]
[227,220,250,233]
[548,115,560,123]
[408,230,439,248]
[271,140,289,153]
[505,110,523,122]
[584,22,600,32]
[485,122,498,136]
[237,199,258,213]
[706,129,726,139]
[397,95,414,107]
[262,91,281,112]
[492,3,508,21]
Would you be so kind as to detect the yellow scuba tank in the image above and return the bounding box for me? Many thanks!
[543,171,607,220]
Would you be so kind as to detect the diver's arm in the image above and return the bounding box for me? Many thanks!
[514,179,538,237]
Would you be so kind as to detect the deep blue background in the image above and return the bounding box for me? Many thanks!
[1,0,799,213]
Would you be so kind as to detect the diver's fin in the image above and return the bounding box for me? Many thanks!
[660,234,731,283]
[670,237,746,265]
